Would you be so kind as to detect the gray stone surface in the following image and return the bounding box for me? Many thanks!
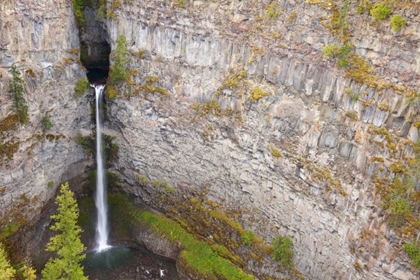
[0,0,91,224]
[103,1,420,279]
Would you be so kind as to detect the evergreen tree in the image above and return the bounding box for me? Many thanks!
[41,182,87,280]
[110,35,128,84]
[0,243,16,280]
[9,65,28,124]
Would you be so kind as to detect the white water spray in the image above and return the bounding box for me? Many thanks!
[93,84,111,252]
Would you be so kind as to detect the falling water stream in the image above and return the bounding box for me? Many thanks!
[81,80,179,279]
[93,84,111,252]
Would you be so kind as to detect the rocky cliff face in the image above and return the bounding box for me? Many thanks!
[0,0,91,245]
[104,0,420,279]
[1,0,420,279]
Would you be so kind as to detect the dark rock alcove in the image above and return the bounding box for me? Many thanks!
[80,7,110,72]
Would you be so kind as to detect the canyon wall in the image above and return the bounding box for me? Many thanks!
[104,0,420,279]
[1,0,420,279]
[0,0,91,239]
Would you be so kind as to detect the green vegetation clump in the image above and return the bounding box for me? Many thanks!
[266,3,279,19]
[0,243,16,279]
[322,44,340,58]
[272,235,294,268]
[250,88,268,101]
[41,114,53,132]
[47,181,54,188]
[390,14,406,31]
[74,78,89,97]
[270,147,282,158]
[0,242,36,280]
[132,75,170,97]
[106,85,119,99]
[103,134,119,166]
[77,133,118,166]
[10,66,28,124]
[96,0,107,20]
[370,4,391,21]
[112,194,254,279]
[389,196,413,215]
[41,182,87,279]
[71,0,87,27]
[110,35,128,84]
[176,0,185,8]
[387,213,405,229]
[322,43,352,67]
[136,175,149,185]
[76,135,94,155]
[0,221,19,242]
[241,230,254,245]
[345,111,358,120]
[356,0,372,14]
[331,0,349,40]
[152,179,175,193]
[404,241,420,268]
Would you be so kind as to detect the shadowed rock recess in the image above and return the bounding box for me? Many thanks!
[2,0,420,279]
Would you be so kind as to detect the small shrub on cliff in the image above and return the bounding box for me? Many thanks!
[74,78,89,97]
[96,0,107,21]
[322,44,340,58]
[272,235,294,268]
[390,14,406,31]
[266,3,279,19]
[241,230,254,245]
[403,240,420,268]
[110,35,128,84]
[370,4,391,21]
[41,114,53,132]
[71,0,87,26]
[10,66,28,124]
[250,87,268,101]
[322,43,352,68]
[389,196,413,215]
[106,85,119,99]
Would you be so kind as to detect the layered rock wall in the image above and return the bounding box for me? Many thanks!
[0,0,90,232]
[104,0,420,279]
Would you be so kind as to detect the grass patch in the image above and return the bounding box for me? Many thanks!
[404,240,420,268]
[113,194,254,279]
[135,210,253,279]
[74,78,89,97]
[370,3,391,21]
[0,221,19,241]
[390,14,406,31]
[250,88,268,101]
[241,230,254,245]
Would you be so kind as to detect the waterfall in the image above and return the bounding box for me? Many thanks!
[93,84,111,252]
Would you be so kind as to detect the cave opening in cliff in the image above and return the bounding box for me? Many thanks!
[86,67,109,84]
[78,5,111,84]
[81,41,110,84]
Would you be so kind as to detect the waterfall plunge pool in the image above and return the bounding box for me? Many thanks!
[83,246,179,280]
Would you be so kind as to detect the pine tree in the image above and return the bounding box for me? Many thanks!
[110,35,128,84]
[0,243,16,280]
[41,182,87,280]
[9,65,28,124]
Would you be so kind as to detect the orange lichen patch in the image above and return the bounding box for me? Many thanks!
[24,69,36,78]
